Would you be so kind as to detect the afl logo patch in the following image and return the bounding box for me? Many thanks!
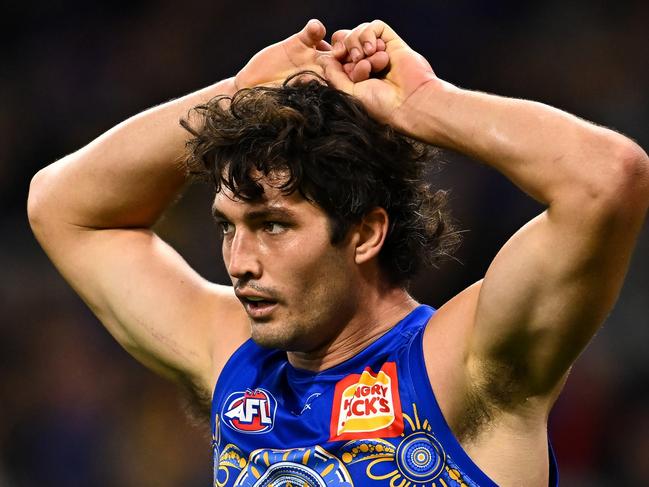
[222,389,277,434]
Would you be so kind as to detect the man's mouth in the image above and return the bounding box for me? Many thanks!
[238,294,278,317]
[243,296,276,307]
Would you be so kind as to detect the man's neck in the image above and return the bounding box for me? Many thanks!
[286,287,418,372]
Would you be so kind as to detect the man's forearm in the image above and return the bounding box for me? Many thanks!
[29,77,237,230]
[398,80,648,207]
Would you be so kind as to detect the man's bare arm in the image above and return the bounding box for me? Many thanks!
[27,20,332,395]
[321,21,649,400]
[27,78,247,394]
[419,87,649,395]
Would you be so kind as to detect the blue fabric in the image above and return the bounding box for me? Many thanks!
[211,305,559,486]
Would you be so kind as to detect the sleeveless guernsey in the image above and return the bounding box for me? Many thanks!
[211,305,559,486]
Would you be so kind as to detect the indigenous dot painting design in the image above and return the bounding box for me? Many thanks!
[215,404,480,487]
[338,404,479,487]
[217,445,353,486]
[396,432,445,481]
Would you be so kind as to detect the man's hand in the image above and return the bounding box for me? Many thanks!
[319,20,437,130]
[235,19,332,89]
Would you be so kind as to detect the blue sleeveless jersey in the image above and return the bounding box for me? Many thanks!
[211,305,559,486]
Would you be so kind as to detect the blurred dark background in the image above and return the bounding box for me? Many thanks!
[1,0,648,485]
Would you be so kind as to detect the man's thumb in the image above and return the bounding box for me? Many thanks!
[298,19,326,47]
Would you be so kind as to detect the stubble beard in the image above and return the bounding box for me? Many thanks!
[248,313,303,351]
[247,305,342,353]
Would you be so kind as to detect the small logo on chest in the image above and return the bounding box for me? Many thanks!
[222,388,277,434]
[329,361,403,441]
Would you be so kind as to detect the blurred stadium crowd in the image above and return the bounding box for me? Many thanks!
[1,1,648,485]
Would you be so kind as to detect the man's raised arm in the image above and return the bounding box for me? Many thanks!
[27,20,331,398]
[321,21,649,400]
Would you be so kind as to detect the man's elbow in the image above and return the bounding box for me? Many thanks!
[586,134,649,215]
[27,166,53,234]
[610,137,649,208]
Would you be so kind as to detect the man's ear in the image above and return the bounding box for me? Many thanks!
[354,207,389,264]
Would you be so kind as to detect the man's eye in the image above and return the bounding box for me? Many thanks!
[218,221,234,235]
[264,222,286,234]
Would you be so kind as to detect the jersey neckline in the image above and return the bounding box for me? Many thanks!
[285,304,433,382]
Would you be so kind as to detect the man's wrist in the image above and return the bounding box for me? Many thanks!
[391,78,460,147]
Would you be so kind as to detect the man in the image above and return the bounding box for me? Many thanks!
[27,18,648,486]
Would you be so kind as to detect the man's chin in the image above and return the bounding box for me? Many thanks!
[250,333,293,351]
[249,321,294,351]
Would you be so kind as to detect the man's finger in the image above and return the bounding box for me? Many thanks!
[350,59,372,83]
[348,20,400,53]
[366,19,399,46]
[297,19,326,47]
[358,24,380,56]
[316,40,333,52]
[367,51,389,73]
[331,29,351,59]
[318,55,354,93]
[342,23,370,63]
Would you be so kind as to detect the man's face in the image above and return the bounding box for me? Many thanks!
[212,179,361,353]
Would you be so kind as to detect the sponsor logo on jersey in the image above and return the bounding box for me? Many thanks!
[329,362,403,441]
[221,388,277,434]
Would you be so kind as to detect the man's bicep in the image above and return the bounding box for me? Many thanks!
[37,225,248,391]
[471,207,634,394]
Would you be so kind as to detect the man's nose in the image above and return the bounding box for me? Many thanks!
[226,229,262,279]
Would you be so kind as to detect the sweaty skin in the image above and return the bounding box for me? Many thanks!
[28,19,649,487]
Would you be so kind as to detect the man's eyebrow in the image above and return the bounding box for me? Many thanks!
[211,204,298,222]
[244,206,298,221]
[211,206,228,221]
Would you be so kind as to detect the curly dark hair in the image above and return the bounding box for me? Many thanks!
[181,72,460,286]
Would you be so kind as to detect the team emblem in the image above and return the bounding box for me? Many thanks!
[222,388,277,434]
[329,361,403,441]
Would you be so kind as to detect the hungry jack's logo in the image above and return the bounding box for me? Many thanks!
[222,388,277,434]
[329,362,403,441]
